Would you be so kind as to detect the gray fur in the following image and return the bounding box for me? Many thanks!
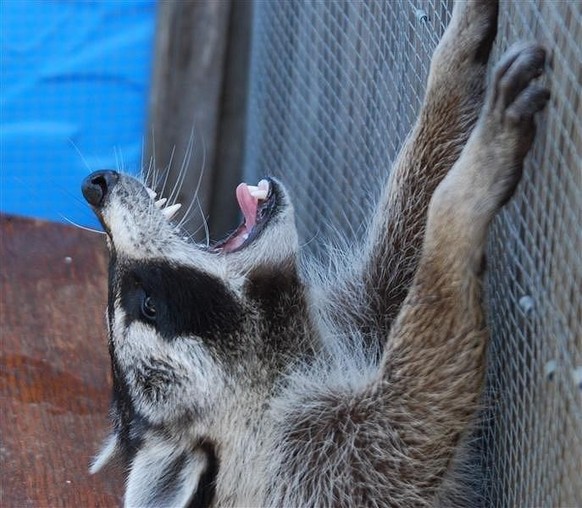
[86,1,549,506]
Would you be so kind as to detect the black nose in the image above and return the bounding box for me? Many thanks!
[81,170,119,207]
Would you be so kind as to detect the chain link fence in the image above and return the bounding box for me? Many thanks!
[243,1,581,505]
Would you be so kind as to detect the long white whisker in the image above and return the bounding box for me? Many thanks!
[177,153,204,230]
[68,138,93,173]
[198,198,210,248]
[140,135,151,184]
[60,214,106,235]
[177,131,207,231]
[159,145,176,198]
[114,146,121,173]
[169,126,195,206]
[192,135,207,204]
[119,146,126,173]
[180,199,211,246]
[145,128,157,189]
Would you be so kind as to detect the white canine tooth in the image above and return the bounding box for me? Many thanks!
[242,233,249,241]
[250,189,268,200]
[162,203,182,220]
[155,198,167,208]
[258,179,269,191]
[146,187,157,199]
[246,185,260,192]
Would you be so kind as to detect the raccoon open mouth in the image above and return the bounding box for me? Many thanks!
[212,178,275,253]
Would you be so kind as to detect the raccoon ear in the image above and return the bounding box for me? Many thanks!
[125,439,210,508]
[90,432,123,474]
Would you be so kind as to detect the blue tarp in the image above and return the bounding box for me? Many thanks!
[1,0,156,227]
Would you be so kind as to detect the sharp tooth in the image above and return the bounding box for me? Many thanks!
[246,185,260,192]
[155,198,167,208]
[250,189,268,200]
[258,179,269,191]
[162,203,182,220]
[242,233,249,241]
[146,187,157,199]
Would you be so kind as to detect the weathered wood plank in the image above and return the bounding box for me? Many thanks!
[0,214,122,506]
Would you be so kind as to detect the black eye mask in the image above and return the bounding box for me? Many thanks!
[119,261,243,341]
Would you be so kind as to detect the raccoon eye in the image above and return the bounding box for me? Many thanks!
[141,295,157,321]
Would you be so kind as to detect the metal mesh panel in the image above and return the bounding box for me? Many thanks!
[483,2,582,505]
[244,0,581,506]
[245,1,450,246]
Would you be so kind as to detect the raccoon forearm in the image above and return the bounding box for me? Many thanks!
[360,102,482,329]
[354,1,497,338]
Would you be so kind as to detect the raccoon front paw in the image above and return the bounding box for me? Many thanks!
[488,42,549,138]
[479,42,550,203]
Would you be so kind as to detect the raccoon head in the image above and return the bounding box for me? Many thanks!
[82,170,314,506]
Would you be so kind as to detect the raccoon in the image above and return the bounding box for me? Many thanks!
[82,1,549,506]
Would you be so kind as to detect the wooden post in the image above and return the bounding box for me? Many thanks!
[145,0,232,240]
[208,0,253,239]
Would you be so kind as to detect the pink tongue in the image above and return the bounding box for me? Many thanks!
[235,183,258,229]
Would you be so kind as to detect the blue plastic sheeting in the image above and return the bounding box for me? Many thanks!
[1,0,156,227]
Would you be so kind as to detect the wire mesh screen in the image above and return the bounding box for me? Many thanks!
[245,0,450,245]
[244,0,581,506]
[483,2,582,505]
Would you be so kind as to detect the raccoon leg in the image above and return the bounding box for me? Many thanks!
[374,43,549,499]
[271,47,548,508]
[338,1,499,338]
